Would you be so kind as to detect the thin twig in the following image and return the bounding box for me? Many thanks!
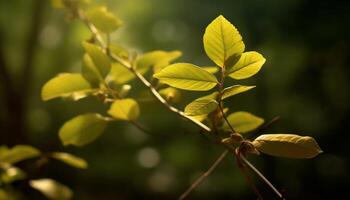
[77,9,211,133]
[178,150,229,200]
[240,154,285,199]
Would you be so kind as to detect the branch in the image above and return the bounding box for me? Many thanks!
[77,9,211,133]
[178,150,228,200]
[239,153,285,199]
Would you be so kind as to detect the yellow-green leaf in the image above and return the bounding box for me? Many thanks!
[222,85,255,100]
[51,0,64,8]
[82,42,111,78]
[50,152,88,169]
[252,134,323,158]
[202,66,219,74]
[110,44,129,60]
[159,87,182,103]
[59,113,108,146]
[153,63,218,91]
[107,63,135,85]
[0,145,40,164]
[228,51,266,80]
[185,99,218,116]
[225,111,264,133]
[0,167,26,184]
[108,98,140,121]
[85,6,122,33]
[82,54,103,86]
[203,15,245,68]
[30,179,73,200]
[41,73,95,101]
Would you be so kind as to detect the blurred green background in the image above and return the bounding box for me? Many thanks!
[1,0,349,199]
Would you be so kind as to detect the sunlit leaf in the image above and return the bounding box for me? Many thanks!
[159,87,182,103]
[85,6,122,33]
[221,85,255,100]
[0,145,40,164]
[0,167,26,184]
[50,152,88,169]
[153,63,218,91]
[82,42,111,78]
[224,111,264,133]
[82,54,103,86]
[108,98,140,120]
[202,66,219,74]
[30,179,73,200]
[203,15,245,68]
[107,63,135,85]
[185,99,218,116]
[42,73,95,101]
[252,134,323,158]
[228,51,266,80]
[110,44,129,60]
[59,113,108,146]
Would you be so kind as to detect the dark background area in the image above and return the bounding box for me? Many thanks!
[1,0,349,199]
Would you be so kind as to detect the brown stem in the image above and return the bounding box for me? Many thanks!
[178,150,228,200]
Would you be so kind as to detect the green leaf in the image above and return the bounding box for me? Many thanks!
[159,87,182,103]
[0,167,26,184]
[59,113,108,146]
[202,66,219,74]
[107,63,135,84]
[252,134,323,158]
[51,0,64,8]
[85,6,122,33]
[222,85,255,100]
[42,73,95,101]
[110,44,129,60]
[82,42,111,78]
[50,152,88,169]
[153,63,218,91]
[228,51,266,80]
[224,111,264,133]
[82,54,103,86]
[108,98,140,120]
[30,179,73,200]
[0,145,40,164]
[203,15,245,68]
[185,99,218,116]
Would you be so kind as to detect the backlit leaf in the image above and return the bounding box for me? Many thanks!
[107,63,135,84]
[0,167,26,184]
[185,99,218,116]
[0,145,40,164]
[82,42,111,78]
[153,63,218,91]
[82,54,103,86]
[222,85,255,100]
[224,111,264,133]
[42,73,95,101]
[59,113,108,146]
[202,66,219,74]
[203,15,245,68]
[228,51,265,80]
[252,134,323,158]
[108,98,140,121]
[30,179,73,200]
[51,152,88,169]
[85,6,122,33]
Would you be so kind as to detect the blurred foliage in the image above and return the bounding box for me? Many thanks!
[0,0,349,199]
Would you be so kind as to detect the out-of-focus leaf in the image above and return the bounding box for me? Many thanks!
[82,42,111,78]
[224,111,264,133]
[59,113,108,146]
[0,167,26,184]
[30,179,73,200]
[221,85,255,100]
[50,152,88,169]
[82,54,103,87]
[252,134,323,158]
[159,87,182,103]
[109,44,129,60]
[107,63,135,84]
[153,63,218,91]
[41,73,95,101]
[228,51,265,80]
[85,6,122,33]
[203,15,244,68]
[108,98,140,121]
[0,145,40,164]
